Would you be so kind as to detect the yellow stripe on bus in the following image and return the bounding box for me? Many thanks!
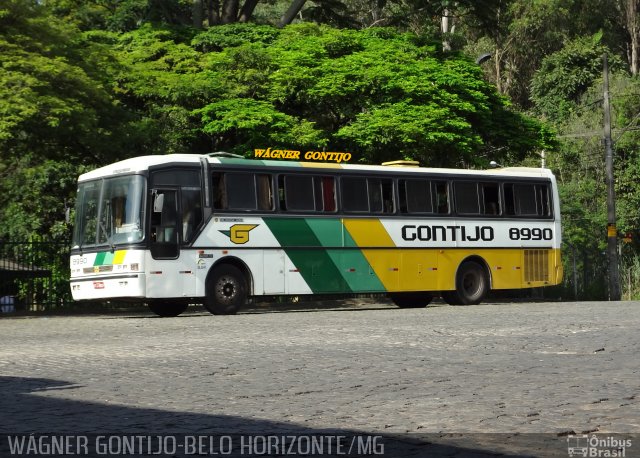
[113,250,127,265]
[343,219,399,290]
[342,219,563,292]
[299,162,345,169]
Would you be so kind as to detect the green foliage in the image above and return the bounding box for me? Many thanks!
[190,23,546,165]
[43,0,193,31]
[191,23,281,51]
[197,98,326,152]
[531,34,624,123]
[0,0,130,165]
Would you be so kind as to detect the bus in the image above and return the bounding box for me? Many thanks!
[70,153,562,317]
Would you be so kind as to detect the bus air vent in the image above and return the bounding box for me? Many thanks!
[524,249,550,282]
[207,152,245,159]
[381,160,420,167]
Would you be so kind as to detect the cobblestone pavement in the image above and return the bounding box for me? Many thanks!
[0,300,638,457]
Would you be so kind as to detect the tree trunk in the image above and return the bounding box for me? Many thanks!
[238,0,260,22]
[221,0,239,24]
[193,0,203,28]
[441,8,452,52]
[625,0,640,75]
[279,0,307,27]
[208,0,220,25]
[494,48,502,93]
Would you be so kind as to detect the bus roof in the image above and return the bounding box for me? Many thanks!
[78,154,555,182]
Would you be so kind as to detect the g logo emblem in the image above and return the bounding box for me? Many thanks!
[220,224,258,244]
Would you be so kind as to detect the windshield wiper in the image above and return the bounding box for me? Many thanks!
[99,220,116,253]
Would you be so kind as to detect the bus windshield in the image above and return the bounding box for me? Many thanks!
[72,175,146,249]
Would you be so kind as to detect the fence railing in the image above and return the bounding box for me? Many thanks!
[0,239,72,311]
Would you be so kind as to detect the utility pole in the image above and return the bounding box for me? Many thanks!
[603,53,621,300]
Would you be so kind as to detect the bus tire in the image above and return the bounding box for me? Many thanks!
[205,264,247,315]
[148,300,188,317]
[390,293,432,308]
[441,261,489,306]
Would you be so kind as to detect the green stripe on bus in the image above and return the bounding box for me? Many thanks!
[262,160,299,167]
[94,252,106,266]
[305,218,342,246]
[325,249,386,292]
[263,218,351,293]
[94,251,115,266]
[264,218,386,293]
[217,158,265,166]
[216,158,300,167]
[305,219,385,292]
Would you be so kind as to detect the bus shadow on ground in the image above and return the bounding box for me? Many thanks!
[100,300,401,319]
[0,375,556,457]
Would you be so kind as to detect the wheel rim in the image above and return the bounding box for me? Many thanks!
[462,270,483,299]
[215,275,238,305]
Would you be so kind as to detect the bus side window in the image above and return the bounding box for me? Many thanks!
[367,178,394,214]
[226,173,257,210]
[283,175,315,211]
[212,173,227,210]
[320,176,336,212]
[380,179,394,213]
[401,179,432,213]
[181,188,202,243]
[368,179,384,213]
[454,182,480,215]
[515,184,538,216]
[434,181,450,214]
[278,176,287,211]
[257,174,273,211]
[341,177,369,212]
[504,183,552,217]
[503,184,516,216]
[481,182,500,215]
[537,185,551,216]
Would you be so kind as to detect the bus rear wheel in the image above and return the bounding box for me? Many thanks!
[205,264,247,315]
[441,261,489,306]
[390,292,432,308]
[148,300,188,317]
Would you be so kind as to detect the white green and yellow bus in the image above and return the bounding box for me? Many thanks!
[70,153,563,317]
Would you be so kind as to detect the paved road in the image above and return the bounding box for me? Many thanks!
[0,300,638,457]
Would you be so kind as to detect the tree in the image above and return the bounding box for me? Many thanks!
[0,0,133,245]
[188,24,550,166]
[530,34,624,123]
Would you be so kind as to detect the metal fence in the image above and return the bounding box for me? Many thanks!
[0,239,72,311]
[0,238,625,311]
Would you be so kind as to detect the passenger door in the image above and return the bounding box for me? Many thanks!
[147,189,189,298]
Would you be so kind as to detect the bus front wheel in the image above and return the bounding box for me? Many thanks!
[148,300,188,317]
[390,293,432,308]
[441,261,489,306]
[205,264,247,315]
